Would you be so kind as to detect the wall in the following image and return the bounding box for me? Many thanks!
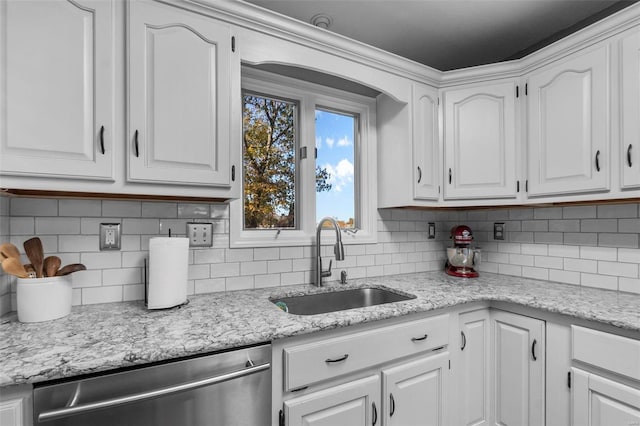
[2,197,639,317]
[0,197,445,315]
[443,203,640,293]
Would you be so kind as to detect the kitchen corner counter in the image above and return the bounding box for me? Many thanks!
[1,271,639,387]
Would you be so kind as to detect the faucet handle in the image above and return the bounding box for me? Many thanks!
[321,259,333,278]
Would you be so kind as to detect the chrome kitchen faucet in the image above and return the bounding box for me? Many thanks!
[315,217,345,286]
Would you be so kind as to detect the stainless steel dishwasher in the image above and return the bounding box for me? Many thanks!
[33,343,271,426]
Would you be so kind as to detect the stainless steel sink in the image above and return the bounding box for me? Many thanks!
[271,287,416,315]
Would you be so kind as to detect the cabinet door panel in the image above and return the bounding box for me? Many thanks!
[443,81,517,199]
[128,1,231,186]
[572,368,640,426]
[621,29,640,188]
[383,352,449,426]
[527,46,609,196]
[492,311,545,426]
[285,375,380,426]
[459,310,491,426]
[413,84,440,200]
[0,0,114,179]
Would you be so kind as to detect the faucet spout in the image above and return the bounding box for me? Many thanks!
[315,217,345,286]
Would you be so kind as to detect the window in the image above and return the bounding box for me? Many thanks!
[230,68,377,247]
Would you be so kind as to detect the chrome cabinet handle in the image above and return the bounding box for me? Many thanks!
[461,331,467,351]
[448,168,452,184]
[628,144,633,167]
[531,339,537,361]
[372,402,378,426]
[411,334,428,342]
[390,393,396,417]
[417,166,422,183]
[37,362,270,422]
[99,126,105,154]
[595,150,601,172]
[325,354,349,363]
[134,130,140,158]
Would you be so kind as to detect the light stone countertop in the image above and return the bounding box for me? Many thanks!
[1,271,639,387]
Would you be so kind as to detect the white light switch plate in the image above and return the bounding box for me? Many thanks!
[187,222,213,247]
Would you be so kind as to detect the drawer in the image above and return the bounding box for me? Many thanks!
[283,314,449,391]
[572,325,640,381]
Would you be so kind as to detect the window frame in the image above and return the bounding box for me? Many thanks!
[230,67,377,248]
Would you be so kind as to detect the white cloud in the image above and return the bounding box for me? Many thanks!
[325,137,335,149]
[337,136,352,147]
[323,158,354,192]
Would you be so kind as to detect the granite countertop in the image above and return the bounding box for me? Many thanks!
[1,271,639,387]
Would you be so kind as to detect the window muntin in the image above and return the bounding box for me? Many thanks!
[315,108,357,229]
[242,93,298,230]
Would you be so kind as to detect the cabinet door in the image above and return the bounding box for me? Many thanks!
[128,0,233,186]
[572,368,640,426]
[621,29,640,189]
[284,375,380,426]
[491,311,545,426]
[527,45,610,196]
[458,309,491,426]
[413,83,440,200]
[382,351,449,426]
[0,0,114,180]
[443,81,518,200]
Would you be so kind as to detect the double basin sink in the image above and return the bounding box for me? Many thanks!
[271,287,416,315]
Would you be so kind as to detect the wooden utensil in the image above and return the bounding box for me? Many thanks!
[23,237,44,278]
[56,263,86,276]
[0,243,21,260]
[1,257,29,278]
[24,264,37,278]
[43,256,62,277]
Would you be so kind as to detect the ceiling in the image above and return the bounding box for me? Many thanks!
[243,0,636,71]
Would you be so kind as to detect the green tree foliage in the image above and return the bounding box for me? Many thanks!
[243,94,332,229]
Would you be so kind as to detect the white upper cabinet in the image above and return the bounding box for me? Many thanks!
[128,0,234,186]
[413,83,440,200]
[526,45,610,197]
[621,29,640,189]
[0,0,114,180]
[443,81,518,200]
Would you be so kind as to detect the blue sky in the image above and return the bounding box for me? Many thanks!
[315,109,355,224]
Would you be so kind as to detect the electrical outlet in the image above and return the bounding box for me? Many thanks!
[494,222,505,240]
[428,222,436,239]
[187,222,213,247]
[100,223,121,250]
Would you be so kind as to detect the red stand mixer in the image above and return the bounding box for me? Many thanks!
[445,225,480,278]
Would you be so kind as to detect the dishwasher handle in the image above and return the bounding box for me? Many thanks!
[38,361,271,423]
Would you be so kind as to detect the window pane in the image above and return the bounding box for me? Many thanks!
[315,108,356,228]
[243,93,297,229]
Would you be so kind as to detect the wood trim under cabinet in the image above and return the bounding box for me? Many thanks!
[0,188,230,203]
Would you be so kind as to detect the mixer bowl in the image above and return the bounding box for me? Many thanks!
[446,247,479,268]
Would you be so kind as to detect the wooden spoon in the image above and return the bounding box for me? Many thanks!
[0,243,21,260]
[56,263,86,276]
[23,237,44,278]
[24,264,37,278]
[43,256,62,277]
[1,257,29,278]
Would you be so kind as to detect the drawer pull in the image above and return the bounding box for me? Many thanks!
[411,334,428,342]
[417,166,422,183]
[372,401,378,426]
[628,144,633,167]
[461,331,467,351]
[325,354,349,364]
[531,339,537,361]
[99,125,105,154]
[389,393,396,416]
[595,150,601,172]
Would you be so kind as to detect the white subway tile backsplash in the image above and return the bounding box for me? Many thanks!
[35,217,80,235]
[619,218,640,233]
[618,248,640,263]
[580,246,617,261]
[268,259,292,274]
[59,199,101,217]
[69,270,103,288]
[534,232,564,244]
[102,201,141,217]
[194,278,226,294]
[548,244,580,258]
[82,286,123,305]
[226,248,254,262]
[227,276,254,291]
[9,217,34,235]
[548,220,580,232]
[11,198,57,216]
[509,254,534,266]
[241,261,268,276]
[142,202,177,218]
[520,244,548,256]
[123,284,145,301]
[498,264,522,276]
[534,207,563,219]
[535,256,564,269]
[280,246,304,259]
[564,233,597,246]
[598,261,638,278]
[59,235,97,253]
[281,272,305,286]
[522,220,548,232]
[581,273,618,291]
[178,203,210,218]
[211,262,240,278]
[564,258,597,273]
[122,219,160,235]
[81,252,122,269]
[599,233,638,248]
[103,268,142,286]
[597,204,638,218]
[254,274,281,289]
[580,219,617,233]
[522,266,549,280]
[619,277,640,294]
[188,264,211,280]
[563,206,597,219]
[549,269,580,285]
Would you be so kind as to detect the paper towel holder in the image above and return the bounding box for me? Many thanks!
[144,258,189,310]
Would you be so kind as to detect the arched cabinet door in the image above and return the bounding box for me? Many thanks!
[0,0,115,180]
[443,80,518,200]
[127,0,235,187]
[526,45,610,197]
[413,83,440,200]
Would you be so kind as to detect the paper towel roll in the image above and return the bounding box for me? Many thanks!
[147,237,189,309]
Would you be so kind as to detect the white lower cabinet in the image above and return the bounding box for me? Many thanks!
[491,310,545,426]
[284,375,381,426]
[572,368,640,426]
[456,309,491,426]
[0,385,32,426]
[382,351,449,426]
